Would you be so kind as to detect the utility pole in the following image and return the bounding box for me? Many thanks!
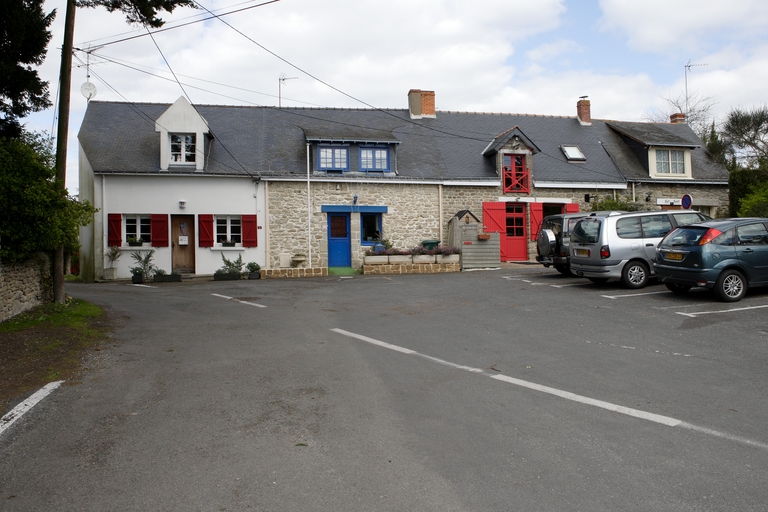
[53,0,77,303]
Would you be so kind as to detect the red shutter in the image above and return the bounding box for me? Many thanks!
[108,214,122,247]
[482,202,505,233]
[242,215,258,247]
[565,203,580,213]
[529,203,544,240]
[151,214,169,247]
[199,214,214,247]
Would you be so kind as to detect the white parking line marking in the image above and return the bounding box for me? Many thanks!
[676,303,768,318]
[330,328,767,450]
[601,291,668,299]
[551,283,591,288]
[0,381,64,437]
[212,293,267,308]
[130,284,155,288]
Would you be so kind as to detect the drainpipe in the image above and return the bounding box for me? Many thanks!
[264,181,270,269]
[438,184,444,243]
[101,175,106,278]
[306,143,312,268]
[632,183,636,203]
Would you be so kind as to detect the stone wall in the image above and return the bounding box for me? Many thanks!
[1,254,52,322]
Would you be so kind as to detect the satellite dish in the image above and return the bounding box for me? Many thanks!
[81,82,97,100]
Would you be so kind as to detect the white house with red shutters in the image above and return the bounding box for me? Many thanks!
[77,92,728,281]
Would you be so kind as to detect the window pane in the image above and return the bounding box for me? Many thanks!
[126,217,138,238]
[737,223,768,245]
[140,217,152,242]
[656,150,670,173]
[640,215,672,238]
[330,216,347,237]
[361,213,380,243]
[360,149,373,169]
[230,217,241,243]
[216,217,228,242]
[616,217,642,238]
[184,135,196,163]
[670,150,684,174]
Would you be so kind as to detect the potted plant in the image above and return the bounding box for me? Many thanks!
[477,233,491,241]
[221,239,236,247]
[130,250,156,283]
[291,253,307,266]
[410,245,436,264]
[104,246,121,280]
[246,262,261,279]
[387,248,412,265]
[363,248,388,265]
[436,245,461,264]
[154,269,182,282]
[127,236,143,247]
[130,266,144,284]
[214,253,244,280]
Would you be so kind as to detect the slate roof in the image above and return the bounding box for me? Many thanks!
[78,101,728,185]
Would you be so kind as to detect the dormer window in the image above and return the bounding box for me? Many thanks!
[561,145,586,161]
[171,134,196,164]
[502,153,530,193]
[649,147,691,179]
[319,145,349,171]
[360,146,390,172]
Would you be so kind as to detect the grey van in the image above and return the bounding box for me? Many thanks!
[569,210,708,288]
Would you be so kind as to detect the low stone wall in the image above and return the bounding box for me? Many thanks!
[1,254,52,322]
[363,263,460,275]
[261,267,329,279]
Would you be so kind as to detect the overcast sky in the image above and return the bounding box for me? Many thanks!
[24,0,768,193]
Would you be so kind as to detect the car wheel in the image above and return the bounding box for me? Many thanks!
[714,269,747,302]
[622,261,649,289]
[665,283,691,294]
[554,264,571,275]
[587,277,609,284]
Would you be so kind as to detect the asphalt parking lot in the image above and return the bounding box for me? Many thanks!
[1,266,767,511]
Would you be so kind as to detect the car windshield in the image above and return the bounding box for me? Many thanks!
[660,227,707,247]
[571,218,602,244]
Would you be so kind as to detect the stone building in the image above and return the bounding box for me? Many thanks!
[77,91,728,280]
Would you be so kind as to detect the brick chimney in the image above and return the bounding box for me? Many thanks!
[670,112,686,124]
[408,89,436,119]
[577,97,591,126]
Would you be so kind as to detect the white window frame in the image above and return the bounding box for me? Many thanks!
[318,145,349,171]
[360,147,390,172]
[649,147,692,179]
[216,215,242,244]
[170,133,197,165]
[125,215,151,245]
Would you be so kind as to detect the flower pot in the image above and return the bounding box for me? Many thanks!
[221,242,236,247]
[388,255,412,264]
[214,272,242,281]
[131,274,144,284]
[413,255,436,264]
[477,233,491,240]
[248,272,261,279]
[128,241,143,247]
[436,254,460,264]
[364,255,389,265]
[103,268,117,280]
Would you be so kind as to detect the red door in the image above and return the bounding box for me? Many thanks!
[483,202,528,261]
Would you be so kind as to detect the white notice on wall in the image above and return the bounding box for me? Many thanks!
[179,236,189,246]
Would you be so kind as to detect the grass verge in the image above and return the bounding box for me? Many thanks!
[0,298,111,415]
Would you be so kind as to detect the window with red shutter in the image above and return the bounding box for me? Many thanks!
[242,215,258,247]
[199,214,214,247]
[108,214,122,247]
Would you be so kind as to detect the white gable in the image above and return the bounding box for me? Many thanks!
[155,96,209,171]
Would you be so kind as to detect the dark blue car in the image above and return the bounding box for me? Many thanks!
[655,218,768,302]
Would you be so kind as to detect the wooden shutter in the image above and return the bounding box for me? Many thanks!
[482,202,505,233]
[199,214,214,247]
[529,203,544,240]
[151,214,169,247]
[565,203,580,213]
[107,214,122,247]
[242,215,258,247]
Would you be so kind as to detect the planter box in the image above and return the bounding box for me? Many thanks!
[103,268,117,280]
[128,241,143,247]
[214,273,242,281]
[154,274,182,282]
[131,274,143,284]
[413,255,436,264]
[477,233,491,241]
[436,254,460,264]
[248,272,261,280]
[364,255,389,265]
[221,242,236,247]
[388,255,412,264]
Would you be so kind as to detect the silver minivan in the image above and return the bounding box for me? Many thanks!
[569,210,709,288]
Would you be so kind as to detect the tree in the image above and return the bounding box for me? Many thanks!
[0,134,96,263]
[738,181,768,217]
[78,0,194,28]
[728,161,768,217]
[645,91,715,139]
[0,0,55,138]
[700,121,735,169]
[722,106,768,167]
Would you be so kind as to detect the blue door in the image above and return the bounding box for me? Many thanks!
[328,213,351,267]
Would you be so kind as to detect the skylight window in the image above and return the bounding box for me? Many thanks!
[561,145,586,161]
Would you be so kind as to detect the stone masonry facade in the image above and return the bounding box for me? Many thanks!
[266,180,729,267]
[1,254,52,322]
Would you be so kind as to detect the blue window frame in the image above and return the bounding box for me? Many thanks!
[361,213,382,245]
[360,146,390,172]
[318,145,349,171]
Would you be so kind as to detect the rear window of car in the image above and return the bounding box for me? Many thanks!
[671,212,707,225]
[660,227,708,247]
[542,218,564,235]
[571,218,602,244]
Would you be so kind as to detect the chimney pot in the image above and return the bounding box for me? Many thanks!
[408,89,436,119]
[577,98,592,126]
[670,112,686,124]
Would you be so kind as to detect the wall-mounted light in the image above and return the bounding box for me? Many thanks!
[353,194,358,205]
[179,200,186,209]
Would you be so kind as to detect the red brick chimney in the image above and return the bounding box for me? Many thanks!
[577,97,591,126]
[408,89,436,119]
[670,112,686,124]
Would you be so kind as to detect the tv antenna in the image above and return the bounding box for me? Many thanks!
[278,73,298,107]
[684,60,707,116]
[80,45,103,101]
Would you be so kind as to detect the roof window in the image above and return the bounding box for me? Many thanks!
[561,145,586,161]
